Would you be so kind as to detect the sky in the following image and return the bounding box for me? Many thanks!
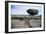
[11,5,42,16]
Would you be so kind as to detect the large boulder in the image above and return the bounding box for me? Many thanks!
[27,9,38,15]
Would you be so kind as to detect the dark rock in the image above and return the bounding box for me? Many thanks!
[27,9,38,15]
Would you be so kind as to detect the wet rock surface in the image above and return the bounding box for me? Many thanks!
[11,16,41,29]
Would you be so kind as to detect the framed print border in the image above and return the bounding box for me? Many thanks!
[5,1,45,33]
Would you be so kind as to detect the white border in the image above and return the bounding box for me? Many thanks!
[8,3,44,32]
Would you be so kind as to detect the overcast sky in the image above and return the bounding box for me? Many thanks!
[11,5,42,16]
